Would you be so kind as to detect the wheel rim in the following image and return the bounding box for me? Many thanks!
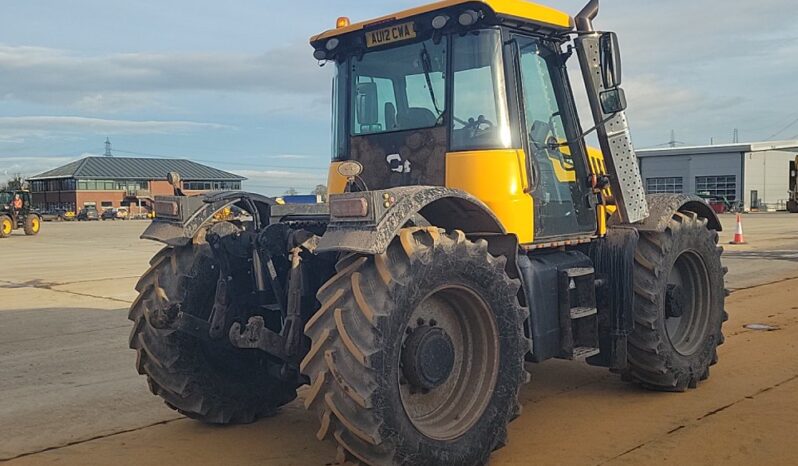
[32,217,39,232]
[2,220,11,235]
[398,285,499,441]
[665,251,712,355]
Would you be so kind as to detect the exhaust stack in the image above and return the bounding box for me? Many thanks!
[575,0,599,32]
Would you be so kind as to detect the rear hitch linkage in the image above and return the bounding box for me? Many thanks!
[146,220,320,383]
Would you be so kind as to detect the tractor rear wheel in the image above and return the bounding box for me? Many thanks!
[627,210,726,391]
[302,228,529,465]
[24,215,41,235]
[0,215,12,238]
[129,242,298,424]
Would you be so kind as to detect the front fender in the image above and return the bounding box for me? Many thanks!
[316,186,505,255]
[610,194,723,232]
[141,191,276,247]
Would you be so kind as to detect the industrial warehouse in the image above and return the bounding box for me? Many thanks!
[27,156,245,214]
[638,140,798,212]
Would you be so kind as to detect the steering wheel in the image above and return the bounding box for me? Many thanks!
[530,119,575,173]
[465,115,493,131]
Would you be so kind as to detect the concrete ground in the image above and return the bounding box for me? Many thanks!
[0,214,796,465]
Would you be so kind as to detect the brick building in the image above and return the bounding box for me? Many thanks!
[28,156,245,213]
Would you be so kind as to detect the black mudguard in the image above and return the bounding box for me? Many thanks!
[611,194,723,232]
[316,186,505,255]
[141,191,277,247]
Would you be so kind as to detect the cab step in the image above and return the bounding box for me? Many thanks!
[558,267,600,360]
[570,306,598,319]
[573,346,601,360]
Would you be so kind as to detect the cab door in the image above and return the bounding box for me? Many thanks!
[514,35,596,240]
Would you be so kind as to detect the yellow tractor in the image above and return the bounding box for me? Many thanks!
[129,1,726,464]
[0,190,42,238]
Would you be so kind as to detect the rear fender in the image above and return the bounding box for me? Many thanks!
[610,194,723,232]
[141,191,276,247]
[316,186,506,255]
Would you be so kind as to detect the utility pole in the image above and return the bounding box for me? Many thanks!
[732,128,739,144]
[105,137,113,157]
[667,130,684,148]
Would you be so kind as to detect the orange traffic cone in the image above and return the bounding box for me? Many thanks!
[729,213,747,244]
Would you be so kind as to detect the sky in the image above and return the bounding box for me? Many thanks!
[0,0,796,195]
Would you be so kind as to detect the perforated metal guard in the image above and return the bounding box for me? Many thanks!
[575,34,649,224]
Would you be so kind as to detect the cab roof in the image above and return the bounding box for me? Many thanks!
[310,0,574,43]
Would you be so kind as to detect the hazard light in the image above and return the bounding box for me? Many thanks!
[336,17,351,29]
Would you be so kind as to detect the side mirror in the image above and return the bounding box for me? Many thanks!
[600,87,627,113]
[355,82,379,126]
[599,32,622,88]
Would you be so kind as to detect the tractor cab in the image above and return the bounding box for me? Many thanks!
[312,0,640,244]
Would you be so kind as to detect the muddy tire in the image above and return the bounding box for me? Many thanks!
[301,228,530,465]
[129,243,298,424]
[626,210,727,391]
[0,215,11,238]
[24,215,41,235]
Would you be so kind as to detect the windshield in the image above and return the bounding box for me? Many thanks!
[349,38,446,136]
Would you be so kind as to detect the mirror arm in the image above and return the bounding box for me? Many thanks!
[550,112,619,150]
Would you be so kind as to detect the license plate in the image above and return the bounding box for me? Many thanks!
[366,22,416,48]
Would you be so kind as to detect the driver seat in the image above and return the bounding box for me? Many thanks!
[397,107,437,130]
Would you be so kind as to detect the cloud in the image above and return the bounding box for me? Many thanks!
[556,0,798,144]
[0,156,76,178]
[0,42,331,108]
[234,168,326,195]
[236,168,325,183]
[0,116,230,143]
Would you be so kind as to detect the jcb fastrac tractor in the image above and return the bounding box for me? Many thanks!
[130,1,727,464]
[0,190,42,238]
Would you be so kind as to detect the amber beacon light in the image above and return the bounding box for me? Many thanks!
[336,16,350,28]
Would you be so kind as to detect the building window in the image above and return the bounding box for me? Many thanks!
[696,175,736,201]
[184,181,241,190]
[646,177,683,194]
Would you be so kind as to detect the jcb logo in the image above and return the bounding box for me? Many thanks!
[386,153,411,174]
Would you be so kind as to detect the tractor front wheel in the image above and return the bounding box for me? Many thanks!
[24,215,41,235]
[626,210,726,391]
[302,228,530,465]
[0,215,12,238]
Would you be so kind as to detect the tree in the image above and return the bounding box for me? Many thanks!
[4,174,23,191]
[312,184,328,202]
[284,187,298,196]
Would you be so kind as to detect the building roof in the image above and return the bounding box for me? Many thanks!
[637,140,798,158]
[28,156,245,181]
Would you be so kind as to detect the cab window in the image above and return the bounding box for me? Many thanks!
[451,29,511,151]
[349,38,446,136]
[353,76,396,134]
[516,36,596,238]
